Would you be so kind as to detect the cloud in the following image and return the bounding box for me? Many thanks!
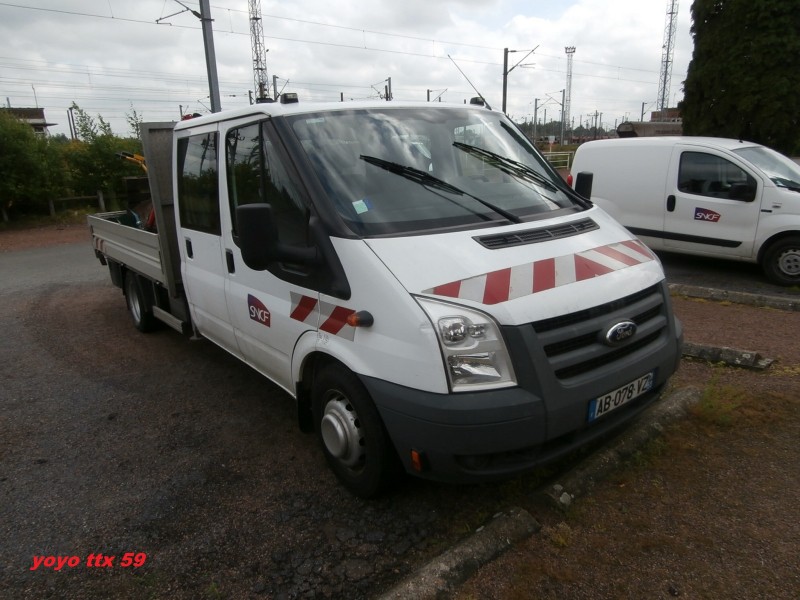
[0,0,692,137]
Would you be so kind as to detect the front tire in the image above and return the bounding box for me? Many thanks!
[762,236,800,286]
[124,271,156,332]
[312,364,398,497]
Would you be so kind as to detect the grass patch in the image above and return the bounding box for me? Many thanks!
[691,374,749,428]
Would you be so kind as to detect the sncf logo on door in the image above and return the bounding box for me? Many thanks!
[694,207,721,222]
[248,294,271,327]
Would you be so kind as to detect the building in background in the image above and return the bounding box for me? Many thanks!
[0,107,57,135]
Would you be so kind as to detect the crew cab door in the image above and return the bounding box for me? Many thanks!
[175,125,240,356]
[664,146,761,258]
[219,117,323,394]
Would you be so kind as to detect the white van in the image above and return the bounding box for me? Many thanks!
[90,99,682,496]
[570,136,800,285]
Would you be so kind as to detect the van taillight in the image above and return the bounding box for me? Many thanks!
[567,173,573,187]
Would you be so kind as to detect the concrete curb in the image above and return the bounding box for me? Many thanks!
[377,387,701,599]
[376,507,540,600]
[682,342,773,370]
[669,283,800,312]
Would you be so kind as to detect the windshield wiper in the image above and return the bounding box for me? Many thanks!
[452,141,559,192]
[359,154,522,224]
[774,177,800,192]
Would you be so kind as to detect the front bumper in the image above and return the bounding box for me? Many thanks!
[363,281,683,483]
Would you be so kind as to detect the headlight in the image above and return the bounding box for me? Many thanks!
[416,297,516,392]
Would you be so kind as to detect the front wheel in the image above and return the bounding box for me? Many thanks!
[124,271,156,332]
[312,365,399,497]
[762,237,800,286]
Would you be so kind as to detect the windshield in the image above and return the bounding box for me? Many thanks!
[733,145,800,191]
[287,107,580,235]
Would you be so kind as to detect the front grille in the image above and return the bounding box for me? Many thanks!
[532,284,668,380]
[475,218,598,249]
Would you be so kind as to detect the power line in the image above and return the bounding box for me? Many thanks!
[0,2,665,76]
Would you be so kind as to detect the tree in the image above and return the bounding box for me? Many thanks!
[126,104,143,140]
[65,103,142,201]
[0,112,69,221]
[681,0,800,155]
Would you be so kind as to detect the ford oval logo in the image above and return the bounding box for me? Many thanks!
[605,321,637,346]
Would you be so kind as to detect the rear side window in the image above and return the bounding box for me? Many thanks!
[177,133,220,234]
[678,151,755,200]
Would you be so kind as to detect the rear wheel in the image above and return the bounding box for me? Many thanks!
[124,271,156,332]
[312,364,398,497]
[762,236,800,286]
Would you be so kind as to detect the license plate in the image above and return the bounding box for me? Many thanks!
[588,371,655,422]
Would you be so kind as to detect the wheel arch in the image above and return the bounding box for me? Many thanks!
[295,351,345,433]
[757,229,800,265]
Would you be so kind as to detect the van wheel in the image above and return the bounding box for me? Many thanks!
[762,237,800,286]
[124,272,156,332]
[312,365,397,498]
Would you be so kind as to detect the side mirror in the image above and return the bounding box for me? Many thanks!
[236,203,320,271]
[728,182,757,202]
[575,171,594,200]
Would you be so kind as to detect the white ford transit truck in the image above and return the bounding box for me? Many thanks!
[89,97,682,496]
[570,136,800,285]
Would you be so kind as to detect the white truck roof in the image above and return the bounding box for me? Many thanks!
[174,99,489,131]
[584,136,763,152]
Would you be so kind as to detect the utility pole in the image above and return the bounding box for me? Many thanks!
[501,46,537,114]
[560,88,566,145]
[199,0,221,112]
[533,98,539,140]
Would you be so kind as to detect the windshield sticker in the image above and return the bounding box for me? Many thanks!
[423,240,655,305]
[694,207,721,222]
[352,198,373,214]
[248,294,271,327]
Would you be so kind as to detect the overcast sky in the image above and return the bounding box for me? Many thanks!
[0,0,693,138]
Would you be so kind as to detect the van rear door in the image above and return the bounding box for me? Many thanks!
[663,144,761,258]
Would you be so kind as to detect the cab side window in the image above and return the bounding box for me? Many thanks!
[226,121,309,247]
[177,133,220,235]
[678,151,755,200]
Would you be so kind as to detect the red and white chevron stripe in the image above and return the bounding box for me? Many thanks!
[423,240,655,305]
[289,293,356,341]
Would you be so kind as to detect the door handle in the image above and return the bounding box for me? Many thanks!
[225,249,235,274]
[185,238,193,258]
[666,194,676,212]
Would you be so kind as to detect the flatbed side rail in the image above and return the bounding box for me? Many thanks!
[88,212,166,284]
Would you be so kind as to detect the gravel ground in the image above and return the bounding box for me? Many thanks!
[2,222,799,599]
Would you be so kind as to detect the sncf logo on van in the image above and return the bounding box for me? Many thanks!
[248,294,271,327]
[694,208,721,222]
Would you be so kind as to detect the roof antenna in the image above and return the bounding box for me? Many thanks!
[448,55,491,109]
